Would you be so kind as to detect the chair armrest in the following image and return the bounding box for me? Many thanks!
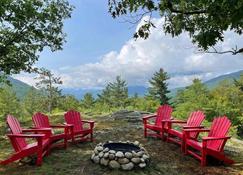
[183,128,210,133]
[82,120,95,129]
[82,120,94,124]
[7,134,45,138]
[22,128,52,132]
[142,114,156,123]
[165,120,187,124]
[183,125,204,129]
[63,123,74,127]
[142,114,156,120]
[50,125,69,128]
[202,136,231,141]
[22,128,52,138]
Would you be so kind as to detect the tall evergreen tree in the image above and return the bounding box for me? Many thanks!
[109,76,128,108]
[81,93,95,109]
[35,68,62,113]
[147,68,170,105]
[59,95,80,111]
[97,76,128,108]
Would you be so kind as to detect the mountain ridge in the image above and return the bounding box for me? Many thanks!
[4,70,243,99]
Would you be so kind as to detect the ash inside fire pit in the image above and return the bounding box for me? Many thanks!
[103,142,140,152]
[91,141,150,171]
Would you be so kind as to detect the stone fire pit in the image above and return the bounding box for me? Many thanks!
[91,141,150,170]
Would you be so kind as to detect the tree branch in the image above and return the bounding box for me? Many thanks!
[198,46,243,55]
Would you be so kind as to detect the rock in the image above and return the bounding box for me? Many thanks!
[125,152,133,159]
[137,151,144,157]
[109,150,116,154]
[93,156,100,164]
[91,154,95,160]
[104,152,109,158]
[97,146,104,152]
[118,158,129,164]
[103,147,109,152]
[121,162,134,171]
[115,151,124,158]
[142,154,150,160]
[140,158,145,163]
[109,160,120,169]
[109,154,115,160]
[100,158,109,166]
[134,141,139,146]
[131,157,141,164]
[98,152,104,158]
[139,163,146,168]
[132,152,140,158]
[94,149,99,155]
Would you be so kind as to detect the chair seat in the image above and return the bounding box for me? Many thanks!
[74,128,92,135]
[186,139,218,152]
[51,133,66,142]
[145,124,168,131]
[23,138,49,151]
[168,129,183,138]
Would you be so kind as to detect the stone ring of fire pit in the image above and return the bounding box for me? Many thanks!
[91,141,150,170]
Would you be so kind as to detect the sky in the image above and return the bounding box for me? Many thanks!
[14,1,243,90]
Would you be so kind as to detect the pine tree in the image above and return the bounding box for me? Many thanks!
[58,95,80,111]
[35,68,62,114]
[97,76,128,109]
[109,76,128,108]
[81,93,95,109]
[147,68,170,105]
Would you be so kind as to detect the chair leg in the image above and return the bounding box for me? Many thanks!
[201,149,206,166]
[64,136,68,149]
[36,147,43,166]
[181,134,186,153]
[166,132,170,142]
[184,143,188,155]
[90,132,93,142]
[144,128,147,138]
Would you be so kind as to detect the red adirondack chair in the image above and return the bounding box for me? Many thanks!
[0,115,51,166]
[143,104,173,139]
[64,110,95,143]
[184,116,234,166]
[32,112,72,149]
[165,111,205,151]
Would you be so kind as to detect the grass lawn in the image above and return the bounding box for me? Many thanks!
[0,113,243,175]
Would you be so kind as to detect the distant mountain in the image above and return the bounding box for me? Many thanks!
[1,76,33,99]
[62,88,102,99]
[204,70,243,89]
[169,70,243,97]
[62,86,148,99]
[4,70,243,100]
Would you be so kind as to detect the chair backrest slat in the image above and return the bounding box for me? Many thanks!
[186,111,205,139]
[155,104,173,127]
[64,110,83,132]
[207,116,231,151]
[32,112,51,128]
[7,115,27,152]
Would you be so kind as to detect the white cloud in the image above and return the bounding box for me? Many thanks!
[14,17,243,89]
